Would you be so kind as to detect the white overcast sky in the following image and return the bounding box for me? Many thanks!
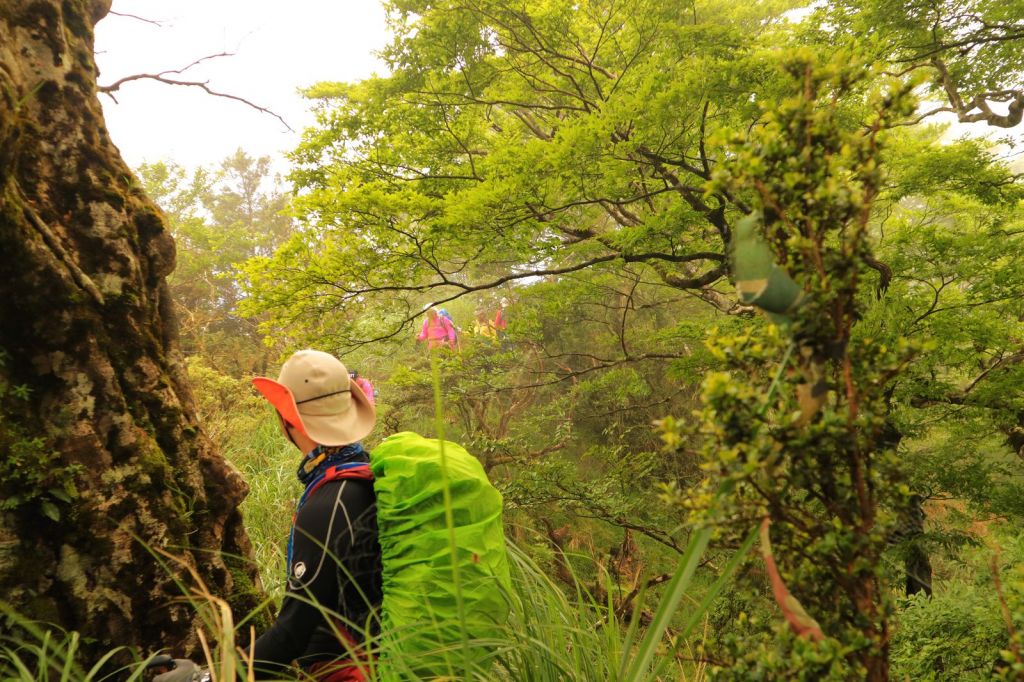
[94,2,1022,177]
[94,1,390,172]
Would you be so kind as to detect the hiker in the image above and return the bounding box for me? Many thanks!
[349,369,377,406]
[494,298,509,336]
[493,297,510,348]
[154,351,510,681]
[416,307,458,350]
[250,349,381,681]
[472,309,497,340]
[437,308,461,349]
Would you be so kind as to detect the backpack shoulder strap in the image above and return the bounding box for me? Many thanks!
[305,462,374,500]
[287,462,375,572]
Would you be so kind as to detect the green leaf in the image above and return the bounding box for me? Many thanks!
[48,487,72,503]
[40,501,60,522]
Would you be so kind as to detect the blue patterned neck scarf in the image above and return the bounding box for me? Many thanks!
[296,442,368,487]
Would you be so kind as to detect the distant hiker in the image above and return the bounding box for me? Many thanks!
[472,309,497,340]
[494,297,510,348]
[251,349,380,681]
[437,308,461,349]
[349,369,377,406]
[417,307,458,351]
[494,298,509,335]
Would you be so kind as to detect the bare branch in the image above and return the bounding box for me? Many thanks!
[98,53,293,132]
[101,52,235,88]
[108,11,163,26]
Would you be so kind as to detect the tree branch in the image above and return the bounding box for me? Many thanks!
[931,57,1024,129]
[108,11,163,26]
[99,54,293,131]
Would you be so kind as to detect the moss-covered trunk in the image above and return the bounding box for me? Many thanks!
[0,0,263,657]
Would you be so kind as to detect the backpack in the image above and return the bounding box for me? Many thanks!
[368,431,511,677]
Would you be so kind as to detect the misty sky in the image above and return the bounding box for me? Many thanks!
[92,2,1021,177]
[94,0,390,172]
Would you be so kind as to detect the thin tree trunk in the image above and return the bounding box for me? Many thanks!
[0,0,263,659]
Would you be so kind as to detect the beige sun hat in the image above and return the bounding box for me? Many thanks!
[252,349,376,446]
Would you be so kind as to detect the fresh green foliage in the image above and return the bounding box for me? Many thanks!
[137,151,293,376]
[892,589,1006,679]
[226,2,1024,673]
[239,0,812,348]
[821,0,1024,128]
[866,130,1024,522]
[7,0,1020,675]
[659,53,923,678]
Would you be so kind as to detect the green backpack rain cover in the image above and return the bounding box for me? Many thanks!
[369,431,511,677]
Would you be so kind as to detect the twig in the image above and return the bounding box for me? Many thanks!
[614,573,671,620]
[108,10,163,26]
[101,52,235,89]
[99,53,293,131]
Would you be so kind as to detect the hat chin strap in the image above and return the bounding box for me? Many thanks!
[278,412,312,452]
[295,388,351,405]
[284,424,298,448]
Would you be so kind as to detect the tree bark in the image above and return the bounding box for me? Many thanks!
[0,0,263,659]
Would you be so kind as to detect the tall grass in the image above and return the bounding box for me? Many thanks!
[1,531,737,681]
[493,541,711,682]
[0,605,150,682]
[0,358,751,680]
[220,413,295,603]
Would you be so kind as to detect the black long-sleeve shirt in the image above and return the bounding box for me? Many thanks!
[252,477,382,677]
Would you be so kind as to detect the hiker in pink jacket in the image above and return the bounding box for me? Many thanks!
[417,307,458,350]
[349,369,377,406]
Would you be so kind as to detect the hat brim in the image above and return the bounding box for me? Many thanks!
[252,377,308,437]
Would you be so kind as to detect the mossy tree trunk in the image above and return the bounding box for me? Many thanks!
[0,0,263,657]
